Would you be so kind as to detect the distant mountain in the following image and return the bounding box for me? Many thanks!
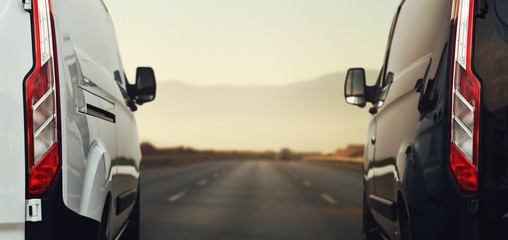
[134,71,377,153]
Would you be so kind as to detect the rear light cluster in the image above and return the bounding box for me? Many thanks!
[450,0,480,193]
[25,0,60,197]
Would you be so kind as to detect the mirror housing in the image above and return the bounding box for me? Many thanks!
[344,68,381,109]
[344,68,367,107]
[134,67,156,105]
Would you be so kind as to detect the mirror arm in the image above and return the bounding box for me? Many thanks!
[364,85,378,104]
[128,100,137,111]
[127,83,136,100]
[365,85,382,115]
[126,83,138,111]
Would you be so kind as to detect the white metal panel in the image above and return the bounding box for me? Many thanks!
[53,0,118,227]
[53,1,142,238]
[0,0,34,238]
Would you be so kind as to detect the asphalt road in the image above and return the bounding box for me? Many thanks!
[140,161,363,240]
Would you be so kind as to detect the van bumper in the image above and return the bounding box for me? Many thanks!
[25,174,101,240]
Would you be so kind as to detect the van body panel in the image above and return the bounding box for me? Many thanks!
[1,0,144,238]
[0,0,33,239]
[112,98,141,233]
[364,118,376,197]
[358,0,484,239]
[473,0,508,238]
[374,56,430,202]
[54,0,119,223]
[52,0,141,238]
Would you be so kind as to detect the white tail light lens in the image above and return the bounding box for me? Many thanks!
[25,0,60,197]
[30,62,57,167]
[450,0,480,193]
[452,66,477,162]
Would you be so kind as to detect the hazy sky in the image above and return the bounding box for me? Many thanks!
[102,0,402,152]
[104,0,400,86]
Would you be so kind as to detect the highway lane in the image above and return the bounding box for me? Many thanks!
[140,161,363,240]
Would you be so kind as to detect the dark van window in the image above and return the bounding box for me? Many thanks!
[473,0,508,112]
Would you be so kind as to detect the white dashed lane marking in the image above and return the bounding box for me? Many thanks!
[321,193,337,205]
[198,179,208,186]
[302,180,312,187]
[168,191,187,202]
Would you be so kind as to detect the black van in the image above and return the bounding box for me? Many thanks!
[344,0,508,239]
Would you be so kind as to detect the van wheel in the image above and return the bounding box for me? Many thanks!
[398,198,412,240]
[400,221,412,240]
[99,198,110,240]
[363,192,383,240]
[121,187,140,240]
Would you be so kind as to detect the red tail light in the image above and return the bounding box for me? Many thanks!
[25,0,60,198]
[449,0,480,193]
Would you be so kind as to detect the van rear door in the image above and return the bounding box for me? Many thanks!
[0,0,36,239]
[473,0,508,238]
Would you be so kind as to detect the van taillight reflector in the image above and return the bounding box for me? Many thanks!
[25,0,60,198]
[450,144,478,192]
[450,0,480,194]
[28,145,58,195]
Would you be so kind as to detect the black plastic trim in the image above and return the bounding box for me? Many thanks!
[116,189,136,215]
[86,104,116,123]
[368,194,397,222]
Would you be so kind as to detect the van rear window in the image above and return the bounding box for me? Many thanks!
[473,0,508,112]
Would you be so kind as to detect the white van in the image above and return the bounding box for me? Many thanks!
[0,0,156,239]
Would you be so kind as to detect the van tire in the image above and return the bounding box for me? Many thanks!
[99,197,111,240]
[400,221,412,240]
[397,195,411,240]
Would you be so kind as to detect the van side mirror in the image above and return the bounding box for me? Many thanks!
[135,67,156,105]
[344,68,367,107]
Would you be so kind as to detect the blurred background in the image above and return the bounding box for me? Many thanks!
[103,0,400,239]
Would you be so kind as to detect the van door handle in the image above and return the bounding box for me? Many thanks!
[371,136,376,145]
